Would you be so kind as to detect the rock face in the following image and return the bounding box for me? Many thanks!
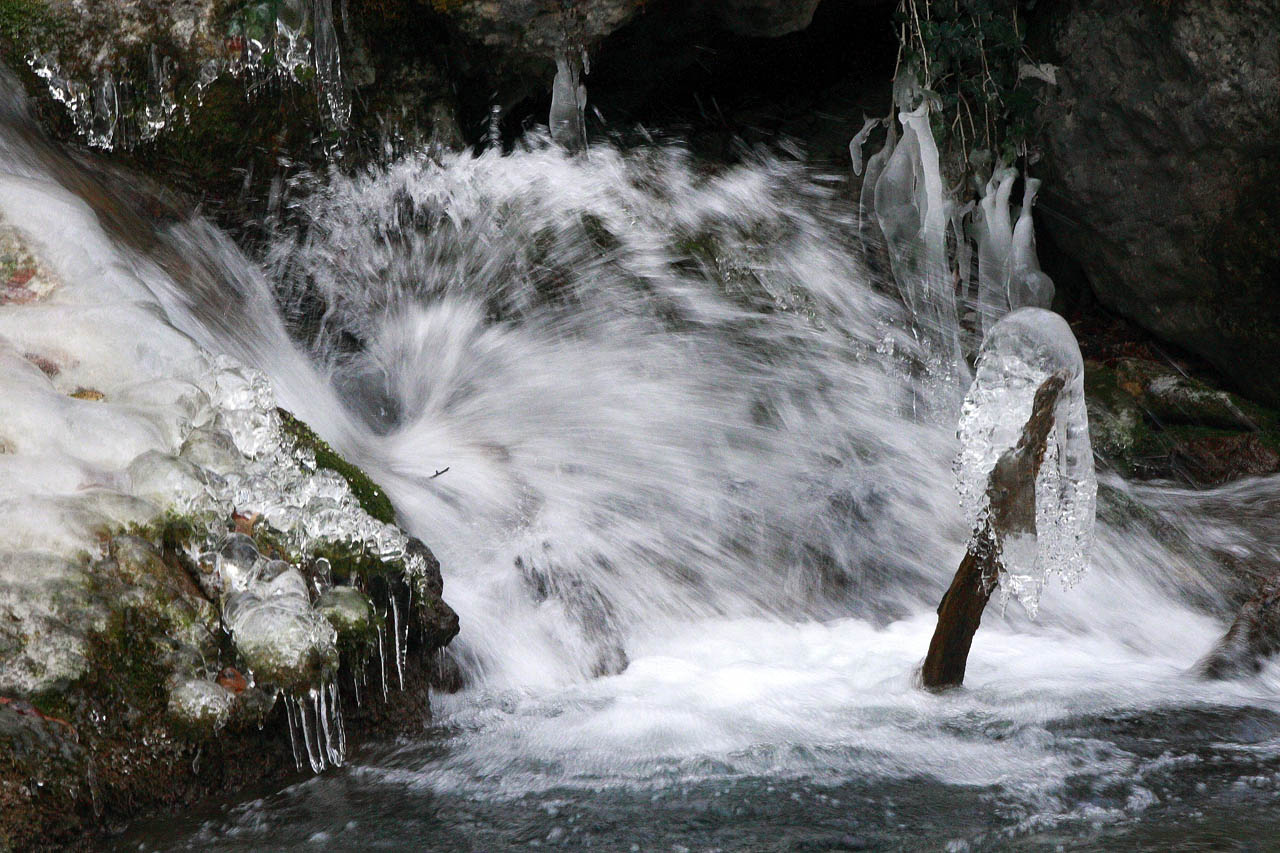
[429,0,642,56]
[427,0,834,75]
[709,0,824,37]
[1034,0,1280,405]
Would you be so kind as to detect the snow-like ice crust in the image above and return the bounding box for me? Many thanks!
[0,171,420,711]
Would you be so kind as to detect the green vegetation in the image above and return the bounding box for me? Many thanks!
[893,0,1042,180]
[0,0,64,48]
[277,407,397,524]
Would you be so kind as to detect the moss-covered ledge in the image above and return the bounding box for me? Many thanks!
[0,457,458,852]
[277,407,395,525]
[1085,357,1280,485]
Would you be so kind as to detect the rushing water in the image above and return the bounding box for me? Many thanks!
[4,72,1280,849]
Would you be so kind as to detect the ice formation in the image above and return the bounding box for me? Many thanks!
[27,0,349,151]
[857,79,1057,377]
[857,112,896,237]
[0,171,425,768]
[866,93,966,402]
[954,307,1096,613]
[848,116,880,177]
[1007,178,1055,311]
[976,167,1018,336]
[550,51,588,152]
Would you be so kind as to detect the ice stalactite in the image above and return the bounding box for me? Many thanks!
[900,104,962,370]
[855,81,1056,383]
[954,307,1096,615]
[848,117,881,178]
[873,113,923,313]
[976,168,1018,337]
[550,51,588,152]
[283,682,346,773]
[312,0,350,132]
[858,112,896,239]
[1008,178,1054,311]
[864,92,967,406]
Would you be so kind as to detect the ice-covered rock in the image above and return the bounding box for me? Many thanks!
[955,308,1096,613]
[167,677,237,731]
[224,567,339,691]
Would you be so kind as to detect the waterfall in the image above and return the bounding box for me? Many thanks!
[5,70,1280,847]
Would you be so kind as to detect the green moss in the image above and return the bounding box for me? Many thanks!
[0,0,65,48]
[310,539,405,584]
[277,408,396,524]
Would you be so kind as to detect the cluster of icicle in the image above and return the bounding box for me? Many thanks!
[851,78,1055,369]
[851,78,1093,614]
[27,0,348,151]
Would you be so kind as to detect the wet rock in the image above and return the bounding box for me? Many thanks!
[1084,358,1280,485]
[713,0,824,37]
[1199,574,1280,679]
[166,676,237,732]
[428,0,642,62]
[1033,0,1280,405]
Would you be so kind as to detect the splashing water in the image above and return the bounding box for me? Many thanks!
[4,72,1280,846]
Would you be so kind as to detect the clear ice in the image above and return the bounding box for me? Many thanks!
[1007,178,1054,311]
[954,307,1097,613]
[550,51,587,152]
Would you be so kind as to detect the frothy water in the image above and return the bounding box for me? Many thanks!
[4,78,1280,846]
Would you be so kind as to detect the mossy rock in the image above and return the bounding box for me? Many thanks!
[1085,357,1280,484]
[0,0,66,50]
[277,407,396,524]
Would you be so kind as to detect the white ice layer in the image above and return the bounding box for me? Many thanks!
[954,307,1097,613]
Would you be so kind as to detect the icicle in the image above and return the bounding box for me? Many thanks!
[550,50,587,152]
[376,620,388,702]
[949,198,975,309]
[285,693,303,771]
[901,103,962,369]
[330,681,347,759]
[296,692,326,773]
[859,112,897,237]
[312,0,349,131]
[88,71,118,149]
[873,118,923,312]
[317,685,342,767]
[488,103,502,151]
[390,593,405,691]
[1008,178,1055,311]
[977,168,1018,336]
[848,117,880,177]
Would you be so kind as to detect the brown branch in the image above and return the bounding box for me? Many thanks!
[921,370,1068,690]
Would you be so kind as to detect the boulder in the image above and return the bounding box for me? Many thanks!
[1033,0,1280,405]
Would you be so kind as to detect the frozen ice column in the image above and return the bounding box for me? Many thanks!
[1008,178,1055,311]
[954,307,1096,614]
[550,51,587,152]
